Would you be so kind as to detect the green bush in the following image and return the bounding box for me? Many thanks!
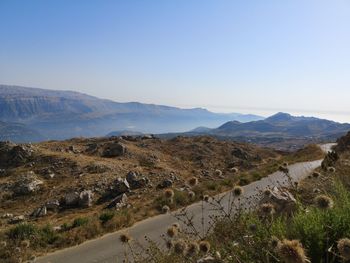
[99,211,115,224]
[39,225,61,245]
[72,217,89,228]
[7,223,38,240]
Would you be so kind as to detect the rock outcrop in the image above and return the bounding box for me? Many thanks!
[101,142,126,157]
[13,172,43,195]
[260,186,296,214]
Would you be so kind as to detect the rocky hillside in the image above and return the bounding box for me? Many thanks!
[0,85,262,141]
[0,134,328,262]
[0,135,280,238]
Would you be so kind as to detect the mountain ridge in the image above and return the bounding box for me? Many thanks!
[0,85,263,141]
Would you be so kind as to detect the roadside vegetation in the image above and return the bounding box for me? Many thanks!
[122,144,350,263]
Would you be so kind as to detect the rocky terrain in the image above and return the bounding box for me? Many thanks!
[0,135,278,230]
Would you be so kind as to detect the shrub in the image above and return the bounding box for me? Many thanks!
[99,211,115,224]
[7,223,38,241]
[72,217,89,228]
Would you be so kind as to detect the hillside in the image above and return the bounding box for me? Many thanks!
[0,135,325,262]
[0,85,263,141]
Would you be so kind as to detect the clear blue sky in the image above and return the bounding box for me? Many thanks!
[0,0,349,122]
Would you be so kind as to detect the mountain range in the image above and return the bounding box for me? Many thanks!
[0,85,262,141]
[159,112,350,151]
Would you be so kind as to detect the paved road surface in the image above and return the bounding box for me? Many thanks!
[37,144,335,263]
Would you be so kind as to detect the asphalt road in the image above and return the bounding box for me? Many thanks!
[37,143,335,263]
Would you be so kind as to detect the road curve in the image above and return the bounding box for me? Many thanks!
[37,144,335,263]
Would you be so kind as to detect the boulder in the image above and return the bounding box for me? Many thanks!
[79,190,93,208]
[102,142,126,157]
[0,169,6,176]
[231,147,250,160]
[157,179,173,189]
[260,186,296,214]
[1,213,13,219]
[8,215,25,224]
[13,172,43,195]
[31,206,47,218]
[0,142,33,168]
[126,171,149,189]
[107,193,128,209]
[85,163,110,174]
[64,191,80,206]
[114,178,130,194]
[46,200,60,211]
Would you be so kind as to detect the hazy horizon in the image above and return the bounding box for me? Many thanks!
[1,1,350,123]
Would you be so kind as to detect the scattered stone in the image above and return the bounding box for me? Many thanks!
[102,142,126,157]
[68,145,76,153]
[31,206,47,218]
[1,213,13,219]
[46,200,60,211]
[8,215,25,224]
[53,226,62,232]
[85,163,110,174]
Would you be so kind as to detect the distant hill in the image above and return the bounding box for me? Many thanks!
[0,121,44,142]
[159,113,350,151]
[0,85,263,141]
[214,112,350,138]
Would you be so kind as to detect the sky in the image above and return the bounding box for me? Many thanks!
[0,0,350,122]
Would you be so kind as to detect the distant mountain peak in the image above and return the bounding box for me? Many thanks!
[266,112,293,122]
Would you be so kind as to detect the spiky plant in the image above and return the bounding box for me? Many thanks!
[337,238,350,261]
[199,240,211,253]
[120,233,132,243]
[203,195,210,202]
[188,191,195,199]
[164,189,175,199]
[233,185,244,197]
[260,203,275,216]
[186,242,200,257]
[174,239,187,255]
[276,239,308,263]
[166,226,178,238]
[162,205,170,214]
[188,177,199,187]
[215,169,223,177]
[315,195,334,209]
